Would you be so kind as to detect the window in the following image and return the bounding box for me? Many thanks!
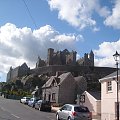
[61,105,67,110]
[107,81,112,92]
[44,94,46,100]
[52,93,56,100]
[74,106,89,112]
[66,105,72,111]
[52,80,57,86]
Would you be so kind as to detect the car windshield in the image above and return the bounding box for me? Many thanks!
[36,99,40,102]
[26,97,30,99]
[74,106,89,112]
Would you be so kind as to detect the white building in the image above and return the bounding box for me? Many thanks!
[82,91,101,115]
[99,70,120,120]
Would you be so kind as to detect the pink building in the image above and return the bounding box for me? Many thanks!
[99,70,120,120]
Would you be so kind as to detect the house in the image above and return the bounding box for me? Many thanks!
[42,72,76,104]
[99,70,120,120]
[82,91,101,115]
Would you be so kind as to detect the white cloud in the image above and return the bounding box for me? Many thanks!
[94,39,120,67]
[97,6,111,18]
[93,27,100,32]
[0,23,82,81]
[48,0,97,29]
[94,57,115,67]
[47,0,111,30]
[76,54,80,60]
[104,0,120,29]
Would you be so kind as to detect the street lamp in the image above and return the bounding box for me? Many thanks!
[113,51,120,120]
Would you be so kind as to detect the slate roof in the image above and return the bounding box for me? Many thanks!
[88,91,101,100]
[42,76,57,88]
[58,72,72,85]
[42,72,72,88]
[74,76,87,94]
[99,69,120,81]
[74,76,85,82]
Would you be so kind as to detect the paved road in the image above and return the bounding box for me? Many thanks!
[0,96,56,120]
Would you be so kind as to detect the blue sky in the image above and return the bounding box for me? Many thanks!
[0,0,120,82]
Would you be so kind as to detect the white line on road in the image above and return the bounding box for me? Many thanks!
[11,114,20,119]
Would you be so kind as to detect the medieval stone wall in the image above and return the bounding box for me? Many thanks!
[31,65,116,79]
[46,48,77,66]
[6,63,30,82]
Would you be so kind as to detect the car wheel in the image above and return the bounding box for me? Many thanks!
[56,114,60,120]
[67,117,71,120]
[38,106,41,111]
[48,108,51,112]
[32,104,35,108]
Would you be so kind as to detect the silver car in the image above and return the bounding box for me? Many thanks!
[56,104,92,120]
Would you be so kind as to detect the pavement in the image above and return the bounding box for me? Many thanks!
[52,107,101,120]
[52,106,60,112]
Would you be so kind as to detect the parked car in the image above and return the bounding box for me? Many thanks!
[56,104,92,120]
[34,100,51,112]
[28,98,40,108]
[20,97,31,104]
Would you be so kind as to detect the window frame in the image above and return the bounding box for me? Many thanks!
[52,93,56,100]
[107,81,112,92]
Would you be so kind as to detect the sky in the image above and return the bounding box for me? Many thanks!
[0,0,120,82]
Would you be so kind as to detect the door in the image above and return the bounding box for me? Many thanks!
[59,105,69,120]
[58,105,67,119]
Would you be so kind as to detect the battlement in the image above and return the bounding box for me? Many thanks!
[77,50,94,66]
[37,48,94,67]
[47,48,77,66]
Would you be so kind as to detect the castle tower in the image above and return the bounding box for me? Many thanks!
[36,56,40,68]
[6,66,13,82]
[66,50,77,65]
[47,48,54,65]
[84,53,89,66]
[71,51,77,64]
[89,50,94,66]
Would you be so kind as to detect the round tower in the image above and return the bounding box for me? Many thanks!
[89,50,94,66]
[47,48,54,65]
[71,51,77,64]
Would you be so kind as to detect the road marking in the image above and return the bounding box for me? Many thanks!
[11,114,20,119]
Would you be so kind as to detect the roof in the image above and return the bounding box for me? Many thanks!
[31,91,37,95]
[88,91,101,100]
[42,76,56,88]
[42,72,72,88]
[74,76,87,94]
[74,76,85,82]
[99,69,120,82]
[58,72,72,85]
